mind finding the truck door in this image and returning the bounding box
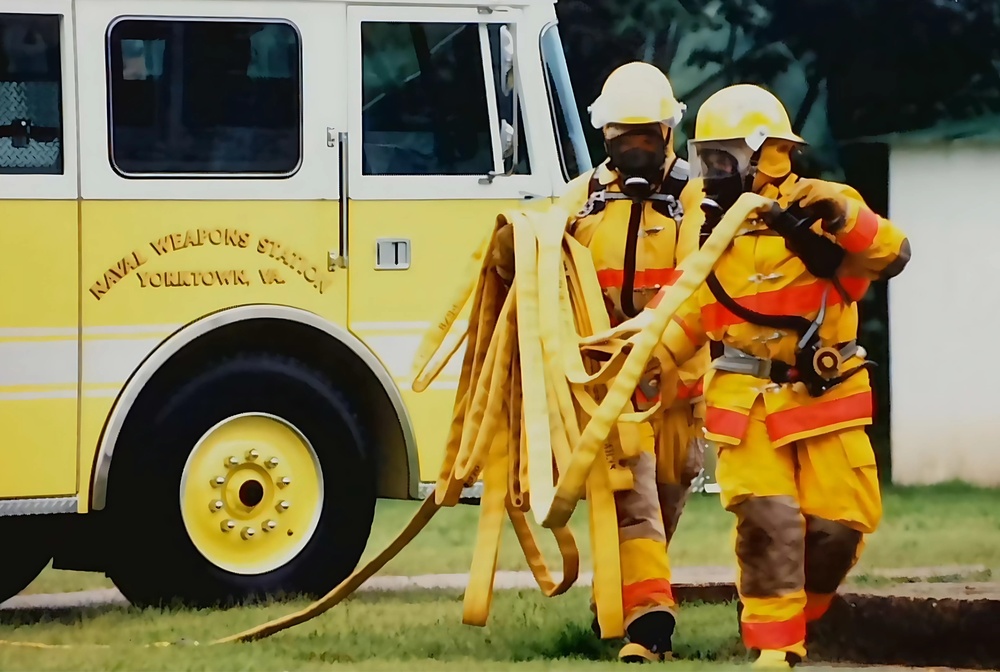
[344,4,552,480]
[0,2,80,502]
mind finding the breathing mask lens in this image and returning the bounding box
[691,141,755,211]
[607,127,667,184]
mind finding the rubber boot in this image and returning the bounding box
[618,610,675,663]
[738,603,802,668]
[751,649,802,669]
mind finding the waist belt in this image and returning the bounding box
[712,340,859,379]
[711,339,873,397]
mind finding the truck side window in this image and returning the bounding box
[0,13,63,175]
[360,22,492,176]
[106,19,302,177]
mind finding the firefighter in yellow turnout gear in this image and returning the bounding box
[588,84,911,668]
[493,61,703,662]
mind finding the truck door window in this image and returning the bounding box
[106,18,302,177]
[0,13,63,175]
[361,21,493,176]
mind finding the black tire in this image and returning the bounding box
[104,352,376,608]
[0,515,56,603]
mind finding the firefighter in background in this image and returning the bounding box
[620,83,911,668]
[492,61,702,663]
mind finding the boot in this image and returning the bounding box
[751,649,802,669]
[618,610,675,663]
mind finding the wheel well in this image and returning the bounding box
[99,315,415,505]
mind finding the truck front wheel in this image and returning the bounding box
[105,352,376,608]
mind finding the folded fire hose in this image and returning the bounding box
[0,192,770,650]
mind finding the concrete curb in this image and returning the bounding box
[1,564,989,611]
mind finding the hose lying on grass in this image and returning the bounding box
[0,192,770,650]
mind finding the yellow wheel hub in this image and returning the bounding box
[179,413,324,575]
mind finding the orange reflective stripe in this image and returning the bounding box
[705,406,749,442]
[598,267,681,290]
[622,578,675,615]
[840,207,878,253]
[742,614,806,650]
[701,280,842,332]
[765,391,872,443]
[804,592,834,622]
[674,378,704,400]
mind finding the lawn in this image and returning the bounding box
[3,482,998,670]
[24,481,1000,595]
[0,588,904,671]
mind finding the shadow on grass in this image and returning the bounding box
[0,604,133,628]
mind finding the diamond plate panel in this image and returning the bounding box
[0,81,62,173]
[0,496,77,516]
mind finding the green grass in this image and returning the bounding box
[6,482,998,670]
[22,481,1000,597]
[0,588,889,671]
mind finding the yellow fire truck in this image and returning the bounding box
[0,0,593,607]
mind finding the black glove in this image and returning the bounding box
[698,198,725,249]
[761,202,845,278]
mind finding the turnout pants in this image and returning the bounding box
[716,398,882,658]
[594,399,704,632]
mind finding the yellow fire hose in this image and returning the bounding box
[0,192,770,650]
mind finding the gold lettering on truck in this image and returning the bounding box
[137,270,251,288]
[89,230,335,300]
[89,249,149,299]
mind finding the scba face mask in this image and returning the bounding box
[690,140,756,211]
[606,125,668,189]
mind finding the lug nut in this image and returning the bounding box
[225,456,239,468]
[241,526,256,540]
[278,476,291,488]
[211,476,225,487]
[277,500,290,512]
[209,500,224,512]
[264,519,278,532]
[246,449,259,460]
[220,519,236,532]
[266,457,279,469]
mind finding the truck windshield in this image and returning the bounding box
[540,23,592,182]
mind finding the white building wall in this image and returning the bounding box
[888,143,1000,485]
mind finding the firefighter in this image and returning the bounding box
[610,83,911,668]
[492,61,699,663]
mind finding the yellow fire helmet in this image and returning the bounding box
[693,83,805,152]
[588,61,686,132]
